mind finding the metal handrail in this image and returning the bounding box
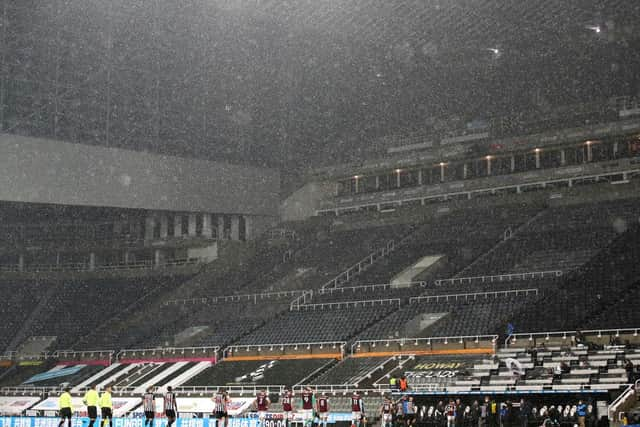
[294,298,401,311]
[608,379,639,421]
[352,335,499,354]
[317,281,426,294]
[319,166,640,214]
[0,258,200,273]
[435,271,563,286]
[117,346,220,360]
[224,341,345,358]
[54,349,114,360]
[506,327,640,347]
[321,240,396,289]
[410,288,538,304]
[165,290,307,306]
[290,290,314,310]
[293,385,385,395]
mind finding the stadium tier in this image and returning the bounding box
[3,0,640,423]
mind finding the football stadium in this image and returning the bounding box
[0,1,639,427]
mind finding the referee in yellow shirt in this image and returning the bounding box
[58,387,73,427]
[100,385,113,427]
[83,384,99,427]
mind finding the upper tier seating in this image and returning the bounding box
[463,199,639,276]
[236,303,399,345]
[509,222,640,332]
[358,291,539,340]
[0,281,46,351]
[348,204,540,286]
[39,276,187,350]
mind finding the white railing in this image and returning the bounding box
[0,384,288,396]
[117,346,219,360]
[293,385,385,395]
[608,379,639,421]
[350,356,397,387]
[317,281,426,295]
[173,385,286,395]
[164,290,307,307]
[54,349,114,361]
[0,386,62,395]
[371,355,415,387]
[319,166,640,214]
[321,240,396,289]
[0,259,200,273]
[223,341,345,358]
[374,382,444,392]
[293,298,401,311]
[352,335,499,354]
[506,327,640,347]
[266,228,297,240]
[290,290,314,310]
[409,288,538,304]
[435,271,563,286]
[0,351,51,361]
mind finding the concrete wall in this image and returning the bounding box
[280,181,335,221]
[0,133,280,216]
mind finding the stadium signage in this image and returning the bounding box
[0,416,352,427]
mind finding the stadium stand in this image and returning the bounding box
[186,359,333,387]
[236,302,399,345]
[460,198,639,276]
[357,290,539,340]
[0,282,46,352]
[509,221,640,332]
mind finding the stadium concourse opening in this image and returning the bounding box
[1,0,640,426]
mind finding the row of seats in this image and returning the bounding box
[357,293,539,340]
[463,199,639,276]
[236,304,398,345]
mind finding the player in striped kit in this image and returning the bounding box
[254,389,270,427]
[281,388,294,427]
[212,388,229,427]
[350,391,365,427]
[142,386,156,427]
[316,393,330,427]
[164,386,178,427]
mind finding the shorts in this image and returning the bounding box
[258,411,267,420]
[301,409,314,421]
[145,411,155,420]
[214,411,228,419]
[352,411,362,421]
[60,408,72,418]
[283,411,293,420]
[165,410,176,418]
[382,414,392,423]
[318,412,329,421]
[101,408,113,419]
[87,406,97,419]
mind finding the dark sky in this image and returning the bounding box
[1,0,639,169]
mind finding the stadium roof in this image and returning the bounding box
[2,0,639,168]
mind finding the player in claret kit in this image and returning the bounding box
[255,389,271,427]
[316,392,330,427]
[281,388,295,427]
[213,388,230,427]
[300,387,315,427]
[350,391,365,427]
[379,396,394,427]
